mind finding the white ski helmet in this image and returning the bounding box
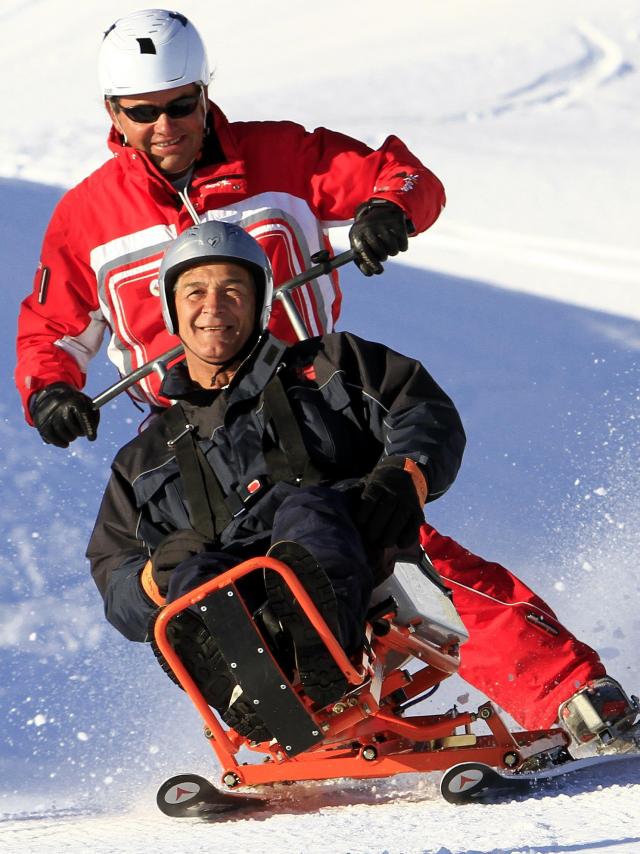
[159,221,274,335]
[99,9,210,98]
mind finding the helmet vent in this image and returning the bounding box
[136,38,157,55]
[169,12,188,27]
[99,10,209,96]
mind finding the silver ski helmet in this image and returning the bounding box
[99,9,210,98]
[159,220,274,335]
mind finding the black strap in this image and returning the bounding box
[261,371,322,485]
[164,404,231,540]
[163,372,320,539]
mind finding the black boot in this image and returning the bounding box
[151,609,272,743]
[266,541,349,708]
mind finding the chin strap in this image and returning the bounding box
[204,331,263,386]
[200,84,209,133]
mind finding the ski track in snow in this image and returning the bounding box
[427,221,640,283]
[446,19,633,122]
[402,217,640,322]
[1,777,640,854]
[500,20,632,108]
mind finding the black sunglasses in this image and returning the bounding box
[117,93,201,124]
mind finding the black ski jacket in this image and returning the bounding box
[87,331,465,641]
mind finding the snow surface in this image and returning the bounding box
[1,1,639,852]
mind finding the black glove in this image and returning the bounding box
[355,457,425,549]
[30,382,100,448]
[349,199,410,277]
[151,529,215,596]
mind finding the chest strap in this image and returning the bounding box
[164,403,231,541]
[261,370,322,486]
[163,371,321,539]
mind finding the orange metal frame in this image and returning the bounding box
[154,556,568,789]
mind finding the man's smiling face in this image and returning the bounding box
[106,83,205,177]
[174,261,256,386]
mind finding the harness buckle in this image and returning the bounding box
[226,475,272,517]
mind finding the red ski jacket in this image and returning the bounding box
[16,102,445,420]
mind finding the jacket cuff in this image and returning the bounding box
[140,560,166,606]
[403,458,428,505]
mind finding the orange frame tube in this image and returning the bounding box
[153,556,365,771]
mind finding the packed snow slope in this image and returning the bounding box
[1,1,639,852]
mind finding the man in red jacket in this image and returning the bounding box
[16,9,442,439]
[15,9,638,754]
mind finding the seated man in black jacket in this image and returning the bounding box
[87,220,466,740]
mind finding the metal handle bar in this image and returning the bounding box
[91,344,185,410]
[91,248,355,410]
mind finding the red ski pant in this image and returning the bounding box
[420,524,605,729]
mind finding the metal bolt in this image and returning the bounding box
[504,752,519,767]
[362,746,377,761]
[311,730,319,736]
[223,772,239,788]
[227,590,234,597]
[257,647,264,654]
[333,702,346,714]
[200,605,207,612]
[230,662,237,669]
[253,699,260,705]
[280,684,287,690]
[285,745,292,751]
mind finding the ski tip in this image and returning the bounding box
[157,774,219,817]
[157,773,266,819]
[440,762,500,805]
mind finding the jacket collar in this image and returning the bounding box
[160,332,289,406]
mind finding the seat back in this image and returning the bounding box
[370,556,468,670]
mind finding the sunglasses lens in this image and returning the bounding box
[120,95,200,123]
[165,96,200,118]
[122,104,161,122]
